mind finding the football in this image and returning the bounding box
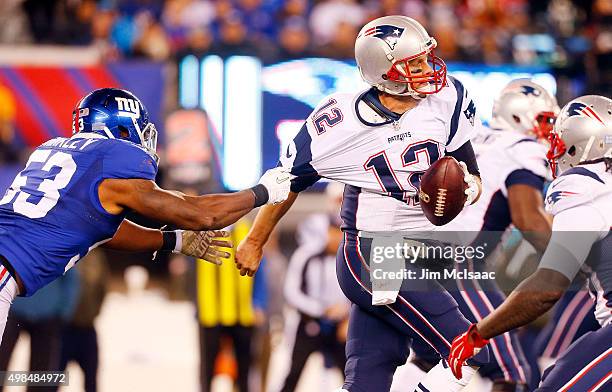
[419,157,467,226]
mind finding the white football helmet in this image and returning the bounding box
[354,15,446,98]
[547,95,612,176]
[490,79,560,139]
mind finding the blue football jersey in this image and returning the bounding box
[0,133,157,296]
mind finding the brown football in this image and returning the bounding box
[419,156,467,226]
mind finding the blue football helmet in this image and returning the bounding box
[72,88,158,162]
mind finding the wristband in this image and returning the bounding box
[250,184,269,208]
[161,230,182,253]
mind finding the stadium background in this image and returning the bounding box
[0,0,609,391]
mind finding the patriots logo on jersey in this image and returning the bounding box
[520,85,541,97]
[463,100,476,126]
[547,190,578,205]
[363,25,404,50]
[566,102,605,124]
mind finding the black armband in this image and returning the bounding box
[161,230,178,252]
[250,184,269,208]
[446,141,480,176]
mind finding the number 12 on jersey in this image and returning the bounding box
[364,139,441,205]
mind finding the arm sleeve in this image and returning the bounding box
[283,246,326,318]
[446,141,480,176]
[279,123,321,192]
[505,169,545,191]
[506,139,551,181]
[446,77,481,152]
[538,204,608,280]
[103,142,158,180]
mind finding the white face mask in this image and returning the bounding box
[133,117,159,164]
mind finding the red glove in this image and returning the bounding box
[448,324,489,379]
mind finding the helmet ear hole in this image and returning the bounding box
[567,145,576,156]
[118,125,130,139]
[512,115,521,124]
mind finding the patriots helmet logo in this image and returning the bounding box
[566,102,605,124]
[363,25,405,50]
[547,190,578,205]
[520,85,541,97]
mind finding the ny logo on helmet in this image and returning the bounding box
[566,102,605,124]
[363,25,405,50]
[115,97,141,118]
[520,86,540,97]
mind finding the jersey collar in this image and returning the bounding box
[355,88,401,127]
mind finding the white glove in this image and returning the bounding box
[458,161,479,206]
[258,167,293,205]
[180,230,232,265]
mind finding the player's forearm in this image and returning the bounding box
[519,213,552,253]
[208,206,254,229]
[477,290,559,339]
[246,192,298,246]
[509,184,552,253]
[476,272,564,339]
[104,220,163,252]
[191,190,259,229]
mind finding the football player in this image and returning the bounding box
[236,15,490,392]
[0,88,292,345]
[402,79,559,391]
[448,95,612,391]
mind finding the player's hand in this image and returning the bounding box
[180,230,232,265]
[448,323,489,379]
[458,161,480,206]
[235,237,263,276]
[258,167,293,204]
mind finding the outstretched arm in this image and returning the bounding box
[98,167,291,230]
[104,220,232,265]
[235,192,299,276]
[104,219,164,252]
[448,267,568,380]
[476,268,567,339]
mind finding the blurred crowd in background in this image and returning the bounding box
[0,0,609,75]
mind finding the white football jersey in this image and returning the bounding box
[545,161,612,327]
[445,125,551,238]
[280,76,480,233]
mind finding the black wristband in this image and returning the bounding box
[161,230,177,252]
[250,184,269,208]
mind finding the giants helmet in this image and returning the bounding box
[491,79,559,139]
[355,15,446,98]
[547,95,612,176]
[72,88,158,162]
